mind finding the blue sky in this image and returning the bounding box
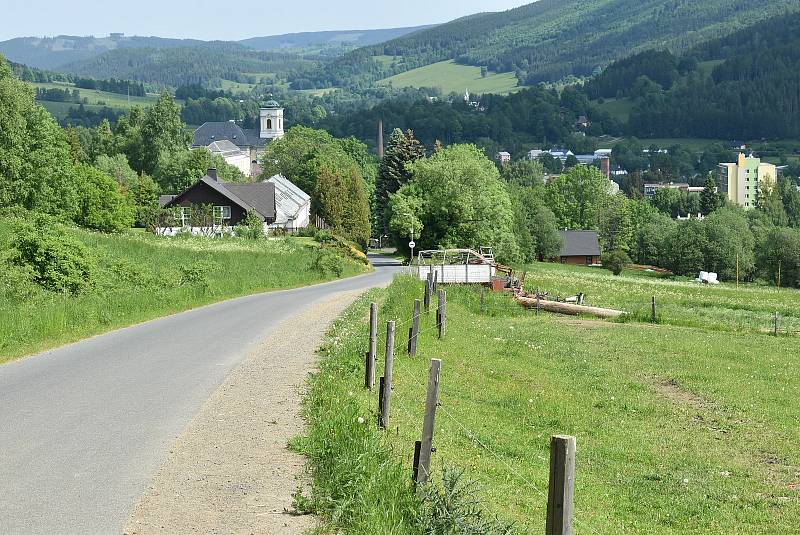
[1,0,532,41]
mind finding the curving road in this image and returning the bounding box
[0,254,401,534]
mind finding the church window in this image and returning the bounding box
[267,119,272,130]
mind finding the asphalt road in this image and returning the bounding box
[0,254,402,534]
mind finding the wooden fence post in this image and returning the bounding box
[480,287,486,315]
[424,272,432,313]
[379,321,395,428]
[408,299,421,356]
[366,302,377,389]
[437,290,446,339]
[415,358,441,489]
[651,296,657,324]
[546,435,576,535]
[433,270,439,293]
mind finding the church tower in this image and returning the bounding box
[259,97,284,140]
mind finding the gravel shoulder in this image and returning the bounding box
[123,289,364,535]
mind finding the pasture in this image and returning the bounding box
[300,268,800,533]
[379,60,522,96]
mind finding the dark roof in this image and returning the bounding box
[164,174,276,221]
[158,194,176,208]
[559,230,601,257]
[192,122,268,149]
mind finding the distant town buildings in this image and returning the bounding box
[495,151,511,164]
[644,182,705,197]
[717,153,777,209]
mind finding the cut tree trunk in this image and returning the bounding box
[516,296,623,319]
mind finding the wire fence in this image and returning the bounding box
[360,283,607,535]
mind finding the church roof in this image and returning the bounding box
[263,99,281,109]
[192,122,268,150]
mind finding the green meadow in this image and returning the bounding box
[379,60,522,95]
[299,269,800,534]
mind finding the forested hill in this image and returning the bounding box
[57,43,314,88]
[239,26,434,52]
[593,11,800,139]
[0,35,210,70]
[291,0,800,89]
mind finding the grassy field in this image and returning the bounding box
[593,97,635,123]
[29,81,158,108]
[0,220,368,363]
[299,268,800,533]
[379,60,521,95]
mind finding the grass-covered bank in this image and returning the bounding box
[299,275,800,534]
[0,217,369,363]
[519,261,800,333]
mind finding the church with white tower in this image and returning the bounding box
[259,98,284,140]
[191,97,285,177]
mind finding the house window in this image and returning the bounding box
[586,256,593,265]
[560,257,567,264]
[213,205,232,226]
[179,207,191,226]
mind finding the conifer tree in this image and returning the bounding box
[375,128,424,234]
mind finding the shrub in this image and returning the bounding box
[601,249,631,276]
[310,247,345,277]
[236,210,266,240]
[10,217,95,295]
[178,260,216,291]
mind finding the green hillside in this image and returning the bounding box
[294,0,800,89]
[378,60,520,95]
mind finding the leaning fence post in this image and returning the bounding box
[651,296,657,324]
[379,321,395,428]
[437,290,446,339]
[415,358,441,490]
[366,302,377,389]
[546,435,576,535]
[408,299,421,356]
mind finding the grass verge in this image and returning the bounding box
[299,274,800,534]
[0,220,368,363]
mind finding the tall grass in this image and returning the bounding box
[0,223,367,363]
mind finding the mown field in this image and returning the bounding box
[379,60,521,96]
[299,267,800,534]
[28,81,158,108]
[0,220,367,363]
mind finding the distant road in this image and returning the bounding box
[0,254,401,534]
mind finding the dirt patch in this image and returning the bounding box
[123,290,363,535]
[652,378,711,412]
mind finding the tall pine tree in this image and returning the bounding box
[375,128,424,235]
[700,174,721,215]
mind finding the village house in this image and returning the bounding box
[265,174,311,231]
[192,99,285,178]
[159,168,276,234]
[495,151,511,164]
[206,140,251,176]
[555,230,601,266]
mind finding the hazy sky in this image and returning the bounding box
[1,0,532,41]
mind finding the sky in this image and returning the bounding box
[1,0,532,41]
